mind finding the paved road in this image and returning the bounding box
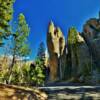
[38,86,100,100]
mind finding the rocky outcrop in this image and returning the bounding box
[67,27,91,81]
[47,24,94,82]
[83,18,100,67]
[47,21,65,81]
[47,13,100,83]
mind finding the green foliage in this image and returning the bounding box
[28,42,46,86]
[9,63,30,85]
[0,70,8,83]
[0,14,31,85]
[7,13,31,84]
[37,42,46,63]
[68,27,78,44]
[0,0,15,41]
[0,62,30,85]
[29,59,45,86]
[68,27,79,76]
[12,13,30,57]
[0,59,45,86]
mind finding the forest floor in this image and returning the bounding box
[0,83,47,100]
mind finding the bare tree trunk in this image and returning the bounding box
[8,55,15,84]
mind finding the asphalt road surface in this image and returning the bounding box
[39,86,100,100]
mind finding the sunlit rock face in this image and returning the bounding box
[47,21,65,81]
[67,28,91,80]
[83,18,100,67]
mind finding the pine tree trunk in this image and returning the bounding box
[8,55,15,84]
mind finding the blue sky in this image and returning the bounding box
[13,0,100,59]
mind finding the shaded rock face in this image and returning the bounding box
[47,21,65,81]
[67,28,91,80]
[59,47,68,80]
[83,18,100,67]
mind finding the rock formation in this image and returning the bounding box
[67,27,91,81]
[47,21,65,81]
[47,13,100,83]
[83,18,100,68]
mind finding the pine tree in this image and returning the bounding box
[8,14,30,84]
[30,42,46,86]
[11,13,30,68]
[68,27,77,45]
[37,42,46,65]
[0,0,15,44]
[67,27,79,79]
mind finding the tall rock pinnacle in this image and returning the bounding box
[47,21,65,81]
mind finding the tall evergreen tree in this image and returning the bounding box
[0,0,15,43]
[37,42,46,65]
[67,27,79,78]
[30,42,46,86]
[8,14,30,84]
[10,13,30,68]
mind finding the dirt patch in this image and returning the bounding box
[0,83,48,100]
